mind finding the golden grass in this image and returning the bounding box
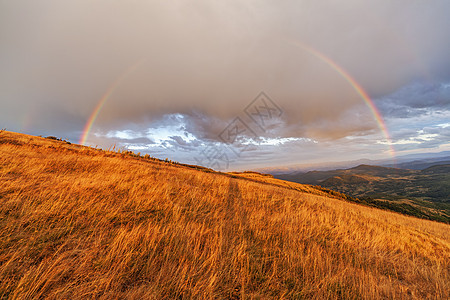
[0,131,449,299]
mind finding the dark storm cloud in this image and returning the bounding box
[167,136,202,150]
[376,81,450,119]
[2,0,450,142]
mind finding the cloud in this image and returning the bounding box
[376,81,450,118]
[1,0,450,169]
[2,1,450,129]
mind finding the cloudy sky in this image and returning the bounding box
[1,0,450,171]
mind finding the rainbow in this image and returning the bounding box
[19,112,33,133]
[80,46,396,159]
[79,59,145,145]
[288,41,396,158]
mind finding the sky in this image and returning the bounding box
[1,0,450,171]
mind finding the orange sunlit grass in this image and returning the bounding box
[0,131,449,299]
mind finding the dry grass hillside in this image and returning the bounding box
[0,131,449,299]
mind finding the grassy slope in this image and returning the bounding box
[0,131,449,299]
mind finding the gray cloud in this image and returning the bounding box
[376,81,450,118]
[1,0,450,169]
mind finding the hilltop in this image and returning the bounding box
[0,131,449,299]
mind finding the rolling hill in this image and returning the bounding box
[276,164,450,223]
[1,131,449,299]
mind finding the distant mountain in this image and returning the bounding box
[348,164,414,175]
[276,164,415,185]
[254,159,378,174]
[275,163,450,223]
[390,150,450,161]
[383,158,450,170]
[257,151,450,174]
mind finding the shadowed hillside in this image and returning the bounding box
[1,131,449,299]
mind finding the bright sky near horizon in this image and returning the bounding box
[1,0,450,170]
